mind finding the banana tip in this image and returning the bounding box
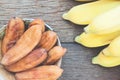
[92,57,99,64]
[62,13,68,20]
[74,36,80,43]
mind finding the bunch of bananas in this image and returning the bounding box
[62,0,120,67]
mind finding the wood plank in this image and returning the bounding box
[0,0,120,80]
[60,43,120,80]
[0,0,88,42]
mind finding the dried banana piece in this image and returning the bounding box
[6,48,47,72]
[1,25,42,65]
[38,31,57,51]
[15,65,63,80]
[44,46,67,65]
[2,17,25,55]
[29,19,45,32]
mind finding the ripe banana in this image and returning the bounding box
[92,35,120,67]
[75,30,120,47]
[92,51,120,67]
[76,0,116,1]
[102,36,120,57]
[85,6,120,34]
[63,1,120,25]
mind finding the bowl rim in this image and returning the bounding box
[44,23,62,67]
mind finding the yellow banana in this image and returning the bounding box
[92,51,120,67]
[85,6,120,34]
[75,30,120,47]
[63,1,120,25]
[92,35,120,67]
[100,0,119,1]
[76,0,116,1]
[102,36,120,57]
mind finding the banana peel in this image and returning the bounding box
[76,0,116,1]
[92,51,120,67]
[75,30,120,47]
[63,1,120,25]
[102,36,120,57]
[92,35,120,67]
[85,6,120,34]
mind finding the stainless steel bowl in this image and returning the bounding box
[0,18,62,67]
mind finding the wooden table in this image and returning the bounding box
[0,0,120,80]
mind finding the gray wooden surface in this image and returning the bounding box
[0,0,120,80]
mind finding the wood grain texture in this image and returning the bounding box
[60,43,120,80]
[0,0,85,42]
[0,0,120,80]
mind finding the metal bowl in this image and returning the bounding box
[0,18,62,67]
